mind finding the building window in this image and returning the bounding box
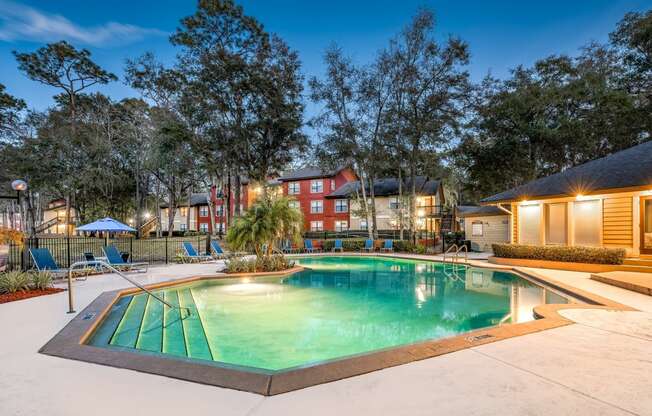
[331,179,336,191]
[288,200,300,210]
[335,199,348,213]
[545,203,567,245]
[199,206,209,217]
[335,220,348,232]
[389,197,400,210]
[200,223,209,233]
[215,205,224,216]
[519,204,541,245]
[310,221,324,231]
[180,223,187,231]
[288,182,300,195]
[472,221,483,236]
[573,200,601,246]
[360,219,368,230]
[310,200,323,213]
[179,207,188,217]
[310,180,323,193]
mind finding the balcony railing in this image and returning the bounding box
[415,205,447,218]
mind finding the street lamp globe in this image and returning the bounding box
[11,179,27,192]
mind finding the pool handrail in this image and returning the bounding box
[66,260,190,317]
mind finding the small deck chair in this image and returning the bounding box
[333,239,344,252]
[182,242,212,263]
[304,239,321,253]
[103,245,149,272]
[279,239,293,254]
[361,239,374,252]
[29,248,70,278]
[380,239,394,252]
[210,240,227,258]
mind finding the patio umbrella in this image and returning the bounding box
[76,217,136,233]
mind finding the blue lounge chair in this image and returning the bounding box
[182,242,212,263]
[29,248,70,277]
[333,239,344,252]
[361,239,374,252]
[381,239,394,252]
[103,245,148,272]
[281,239,294,254]
[304,239,321,253]
[210,240,226,258]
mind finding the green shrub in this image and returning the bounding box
[0,271,31,294]
[491,243,625,265]
[224,255,294,273]
[31,272,53,290]
[320,239,426,254]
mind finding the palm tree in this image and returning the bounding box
[226,194,303,258]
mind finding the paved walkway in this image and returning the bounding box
[1,257,651,416]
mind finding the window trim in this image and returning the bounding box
[310,179,323,194]
[288,181,300,195]
[310,220,324,231]
[199,206,209,217]
[335,199,348,213]
[310,200,324,214]
[471,221,483,237]
[335,220,348,232]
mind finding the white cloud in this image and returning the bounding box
[0,1,166,46]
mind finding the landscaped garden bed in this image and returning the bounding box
[0,270,62,304]
[0,287,64,304]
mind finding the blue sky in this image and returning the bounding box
[1,0,651,136]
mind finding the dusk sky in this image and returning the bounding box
[1,0,651,137]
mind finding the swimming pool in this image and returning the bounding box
[87,256,570,372]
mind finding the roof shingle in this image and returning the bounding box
[481,141,652,204]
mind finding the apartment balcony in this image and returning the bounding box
[416,205,447,218]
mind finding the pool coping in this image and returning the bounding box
[39,255,635,396]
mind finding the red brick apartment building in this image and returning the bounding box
[278,167,357,232]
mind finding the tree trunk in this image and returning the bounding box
[234,175,242,217]
[25,190,37,237]
[186,187,192,232]
[167,179,176,235]
[369,176,378,239]
[356,167,373,240]
[225,174,232,228]
[398,166,404,240]
[65,194,72,237]
[207,181,217,236]
[410,144,418,243]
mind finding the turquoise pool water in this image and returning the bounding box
[89,256,569,371]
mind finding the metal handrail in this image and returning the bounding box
[454,245,468,264]
[442,244,459,264]
[66,260,190,317]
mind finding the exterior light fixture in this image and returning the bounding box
[11,179,27,192]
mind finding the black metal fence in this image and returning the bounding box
[6,235,211,271]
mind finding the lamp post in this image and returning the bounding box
[1,180,27,229]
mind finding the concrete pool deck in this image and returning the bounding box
[1,255,651,415]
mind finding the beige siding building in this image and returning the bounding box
[481,141,652,258]
[327,176,446,232]
[457,206,510,252]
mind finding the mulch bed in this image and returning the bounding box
[0,288,65,304]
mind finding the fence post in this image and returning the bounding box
[206,234,211,256]
[165,234,169,264]
[129,238,133,262]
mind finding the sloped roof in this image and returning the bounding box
[456,205,508,218]
[482,141,652,204]
[160,193,208,208]
[327,176,441,199]
[278,165,348,181]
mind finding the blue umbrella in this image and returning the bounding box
[76,217,136,233]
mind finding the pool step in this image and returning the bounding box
[100,287,212,362]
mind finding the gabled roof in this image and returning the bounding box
[160,193,208,208]
[326,176,441,199]
[481,141,652,204]
[456,205,508,218]
[278,165,348,182]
